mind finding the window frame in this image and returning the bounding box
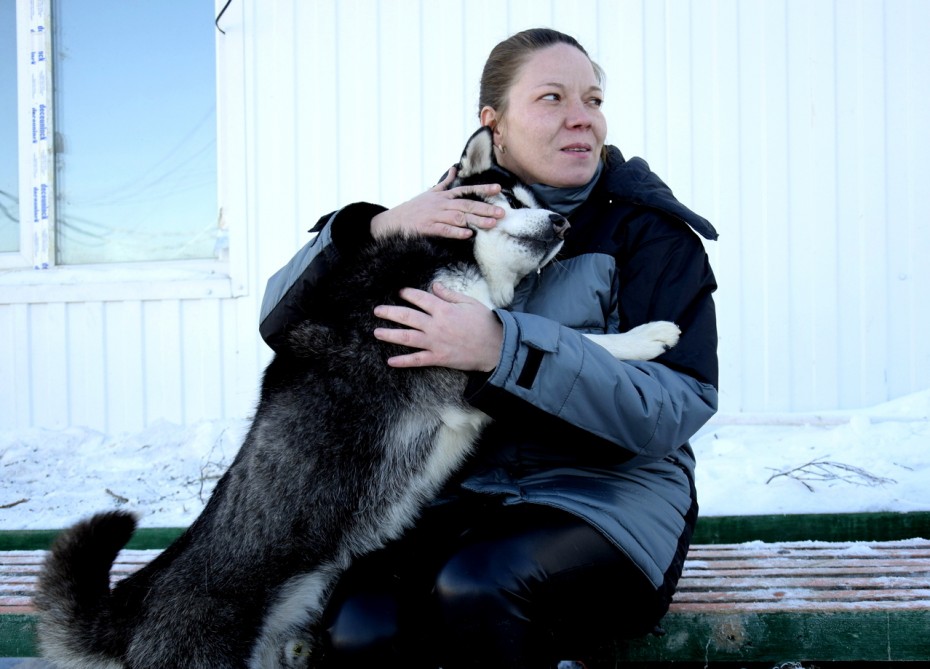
[0,0,244,304]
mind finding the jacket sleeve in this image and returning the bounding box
[465,215,719,464]
[259,203,386,351]
[468,312,717,463]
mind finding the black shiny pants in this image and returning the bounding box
[317,502,674,669]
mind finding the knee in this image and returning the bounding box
[435,545,520,611]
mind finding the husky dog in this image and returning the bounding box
[35,127,679,669]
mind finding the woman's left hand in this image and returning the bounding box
[373,282,503,371]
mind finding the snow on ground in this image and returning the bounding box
[2,389,929,530]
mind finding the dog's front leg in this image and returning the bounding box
[585,321,680,361]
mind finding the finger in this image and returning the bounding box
[373,303,431,328]
[430,281,471,304]
[449,182,502,200]
[446,193,505,227]
[463,201,505,228]
[432,166,457,192]
[437,225,476,239]
[372,326,426,349]
[385,350,435,368]
[456,196,504,216]
[394,287,443,312]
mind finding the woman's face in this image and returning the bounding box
[483,43,607,188]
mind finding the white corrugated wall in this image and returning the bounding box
[1,0,927,435]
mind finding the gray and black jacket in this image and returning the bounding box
[259,145,719,593]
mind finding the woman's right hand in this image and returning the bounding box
[370,166,506,239]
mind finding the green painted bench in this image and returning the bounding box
[3,512,930,665]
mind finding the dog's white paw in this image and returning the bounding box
[626,321,681,355]
[587,321,680,361]
[282,639,312,668]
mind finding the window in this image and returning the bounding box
[4,0,218,267]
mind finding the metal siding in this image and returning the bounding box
[67,302,108,429]
[102,301,145,434]
[180,299,225,423]
[378,2,425,208]
[29,303,68,429]
[142,300,184,425]
[698,0,743,412]
[0,305,23,428]
[3,0,929,437]
[885,0,930,396]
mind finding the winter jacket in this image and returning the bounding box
[259,145,719,591]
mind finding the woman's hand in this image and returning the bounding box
[373,282,503,371]
[370,166,506,239]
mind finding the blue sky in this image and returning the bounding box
[1,1,17,252]
[2,2,217,263]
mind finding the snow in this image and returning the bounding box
[1,390,929,531]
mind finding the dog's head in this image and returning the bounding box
[451,127,569,306]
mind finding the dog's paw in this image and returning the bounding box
[624,321,681,359]
[585,321,680,361]
[282,639,312,668]
[627,321,681,356]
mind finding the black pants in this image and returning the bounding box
[317,501,673,669]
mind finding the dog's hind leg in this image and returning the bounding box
[249,564,341,669]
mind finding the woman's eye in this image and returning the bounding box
[588,97,604,108]
[541,93,560,101]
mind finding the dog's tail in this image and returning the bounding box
[35,510,136,668]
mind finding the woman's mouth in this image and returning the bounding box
[562,144,591,154]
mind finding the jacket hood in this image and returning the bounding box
[603,146,718,241]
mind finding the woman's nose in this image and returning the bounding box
[565,98,594,128]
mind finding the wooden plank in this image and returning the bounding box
[682,576,930,589]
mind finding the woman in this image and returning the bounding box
[259,28,718,669]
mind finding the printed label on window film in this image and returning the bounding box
[29,0,52,269]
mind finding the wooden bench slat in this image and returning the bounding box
[679,575,930,589]
[682,564,930,580]
[670,598,930,612]
[674,588,930,603]
[0,598,32,608]
[689,540,930,549]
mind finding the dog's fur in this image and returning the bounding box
[35,127,679,668]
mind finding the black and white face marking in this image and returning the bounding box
[473,185,568,291]
[451,126,570,306]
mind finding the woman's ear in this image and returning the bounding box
[479,106,499,131]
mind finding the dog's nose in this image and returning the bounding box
[549,213,570,240]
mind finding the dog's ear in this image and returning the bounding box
[456,127,495,178]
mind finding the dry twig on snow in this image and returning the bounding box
[765,457,896,492]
